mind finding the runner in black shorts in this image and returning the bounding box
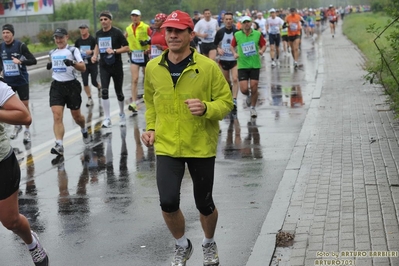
[219,60,237,71]
[0,24,37,143]
[75,24,101,107]
[214,12,239,114]
[0,80,49,265]
[194,9,219,60]
[47,27,91,156]
[200,42,217,56]
[237,68,260,81]
[50,79,82,110]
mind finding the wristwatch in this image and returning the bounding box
[113,49,117,54]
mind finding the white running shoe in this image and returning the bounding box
[271,61,276,67]
[250,108,258,118]
[203,242,219,266]
[50,143,64,156]
[171,239,193,266]
[86,98,94,107]
[102,118,112,128]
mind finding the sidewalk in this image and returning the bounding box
[247,22,399,266]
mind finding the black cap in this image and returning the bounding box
[79,24,89,29]
[194,11,199,15]
[53,28,68,37]
[2,24,14,35]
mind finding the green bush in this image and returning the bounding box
[68,29,81,43]
[37,30,54,46]
[21,36,31,46]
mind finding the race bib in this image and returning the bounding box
[270,25,280,34]
[241,41,256,57]
[222,43,233,57]
[150,45,162,59]
[3,60,19,76]
[204,29,214,41]
[52,55,67,73]
[80,45,90,58]
[289,23,298,31]
[98,37,112,53]
[131,50,144,63]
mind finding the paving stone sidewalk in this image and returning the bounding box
[270,22,399,266]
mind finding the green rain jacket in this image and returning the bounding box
[144,48,233,158]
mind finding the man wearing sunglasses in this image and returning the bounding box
[141,10,233,266]
[91,11,130,128]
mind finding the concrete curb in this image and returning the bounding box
[246,33,325,266]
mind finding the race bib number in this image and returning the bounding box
[204,29,214,41]
[241,41,256,57]
[80,45,90,58]
[98,37,112,53]
[150,45,162,59]
[270,25,280,34]
[52,55,67,73]
[289,23,298,31]
[131,50,144,63]
[3,60,19,76]
[222,43,233,57]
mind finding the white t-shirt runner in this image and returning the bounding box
[194,18,219,43]
[266,16,284,35]
[50,45,83,82]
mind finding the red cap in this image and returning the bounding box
[161,10,194,30]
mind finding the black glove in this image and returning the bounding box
[139,40,150,46]
[63,59,75,66]
[46,62,52,70]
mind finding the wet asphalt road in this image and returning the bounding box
[0,33,320,266]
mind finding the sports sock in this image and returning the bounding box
[176,235,188,248]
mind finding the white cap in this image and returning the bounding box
[131,9,141,16]
[240,16,252,23]
[257,12,263,16]
[269,8,276,13]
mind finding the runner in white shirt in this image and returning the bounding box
[194,8,219,60]
[266,8,285,67]
[254,12,267,38]
[46,28,90,156]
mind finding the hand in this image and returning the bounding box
[46,62,52,70]
[63,59,75,66]
[141,131,155,147]
[184,99,206,116]
[11,56,21,65]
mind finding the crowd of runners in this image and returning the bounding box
[0,4,357,266]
